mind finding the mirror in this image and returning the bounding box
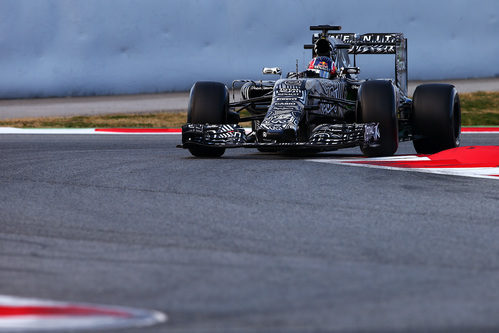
[342,67,360,75]
[262,67,282,75]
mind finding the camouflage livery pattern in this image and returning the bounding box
[257,79,306,134]
[258,78,347,134]
[182,124,246,145]
[306,79,347,117]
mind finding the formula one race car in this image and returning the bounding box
[179,25,461,157]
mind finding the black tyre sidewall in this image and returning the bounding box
[187,81,229,157]
[188,81,228,124]
[358,80,398,157]
[187,145,225,158]
[412,84,461,154]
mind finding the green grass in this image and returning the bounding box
[0,112,188,129]
[0,91,497,128]
[459,91,499,126]
[461,112,498,126]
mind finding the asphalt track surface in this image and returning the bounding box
[1,133,498,333]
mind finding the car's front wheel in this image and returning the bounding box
[187,81,229,157]
[358,80,398,157]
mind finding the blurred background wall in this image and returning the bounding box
[0,0,497,98]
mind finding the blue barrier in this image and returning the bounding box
[0,0,497,98]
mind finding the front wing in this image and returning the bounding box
[179,123,380,150]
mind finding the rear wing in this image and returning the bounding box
[305,31,408,95]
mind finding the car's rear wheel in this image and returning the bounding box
[358,80,398,157]
[412,84,461,154]
[187,81,228,157]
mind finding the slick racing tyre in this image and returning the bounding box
[412,84,461,154]
[358,80,398,157]
[187,81,229,157]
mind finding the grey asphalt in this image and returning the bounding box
[1,77,498,120]
[408,77,499,94]
[1,133,498,333]
[0,92,188,120]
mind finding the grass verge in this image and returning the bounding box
[0,91,497,128]
[0,112,188,129]
[459,91,499,126]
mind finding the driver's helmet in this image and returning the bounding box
[314,38,332,57]
[308,56,336,78]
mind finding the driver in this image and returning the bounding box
[307,38,337,78]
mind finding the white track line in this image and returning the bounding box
[0,127,97,134]
[463,131,499,134]
[308,156,499,180]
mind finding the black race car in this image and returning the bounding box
[179,25,461,157]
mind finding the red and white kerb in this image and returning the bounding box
[0,295,166,331]
[308,146,499,180]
